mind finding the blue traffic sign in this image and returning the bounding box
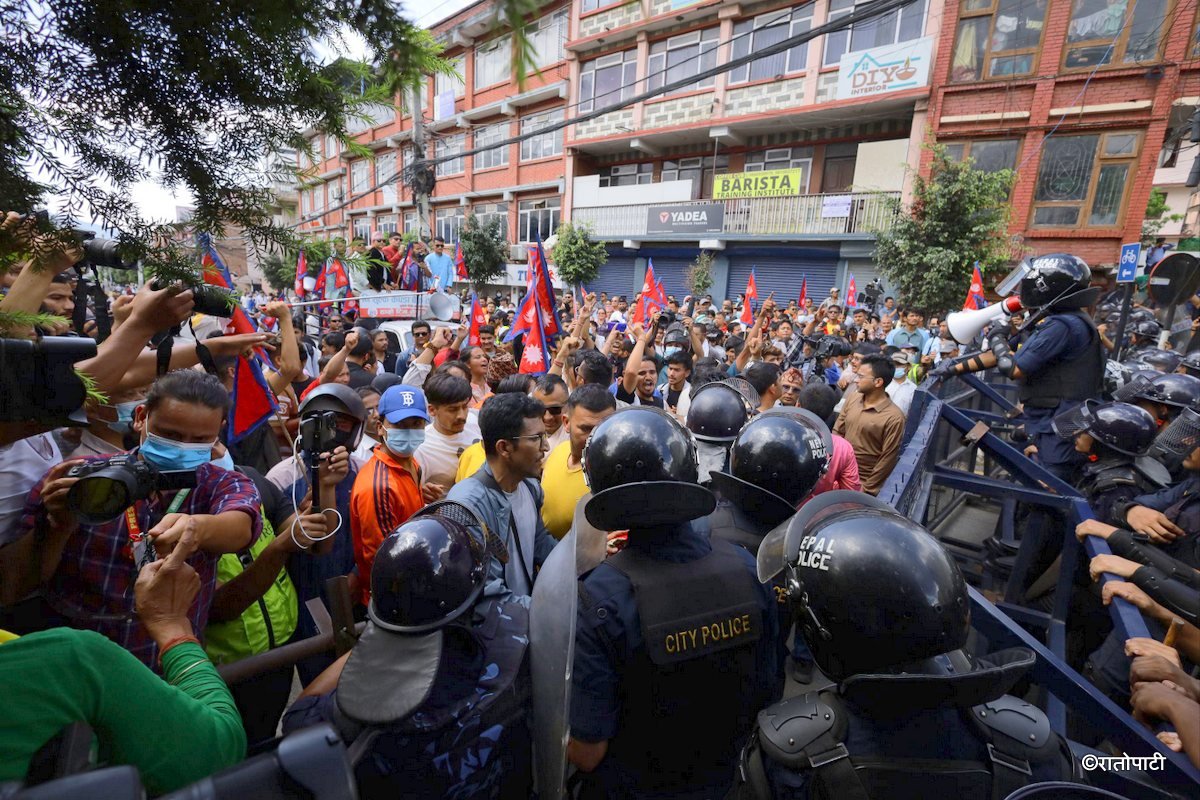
[1117,242,1140,283]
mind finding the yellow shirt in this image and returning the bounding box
[540,441,588,540]
[455,441,487,484]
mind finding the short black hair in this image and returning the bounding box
[356,386,381,400]
[480,393,544,456]
[411,319,431,334]
[424,371,472,406]
[665,351,693,373]
[144,369,231,419]
[743,362,782,397]
[434,360,471,384]
[861,353,893,388]
[566,383,617,415]
[433,236,445,244]
[576,349,613,385]
[798,383,837,424]
[323,332,346,350]
[478,324,495,336]
[534,374,568,397]
[496,374,535,394]
[691,357,727,386]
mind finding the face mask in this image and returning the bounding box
[664,346,681,358]
[141,431,217,471]
[894,367,906,379]
[385,427,425,456]
[105,400,141,434]
[210,450,235,470]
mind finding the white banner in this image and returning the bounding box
[836,37,933,101]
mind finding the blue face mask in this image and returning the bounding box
[894,367,906,379]
[210,450,235,471]
[664,346,681,358]
[141,431,216,471]
[106,400,141,435]
[385,427,425,456]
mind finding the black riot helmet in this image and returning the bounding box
[1181,350,1200,378]
[1102,360,1131,400]
[757,492,970,681]
[1052,400,1158,457]
[1132,320,1163,343]
[1128,308,1156,326]
[1018,253,1096,311]
[583,406,716,530]
[663,323,691,352]
[685,380,753,443]
[1141,373,1200,417]
[709,409,832,528]
[299,383,367,450]
[1140,349,1183,373]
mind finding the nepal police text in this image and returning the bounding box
[796,536,834,571]
[664,613,754,655]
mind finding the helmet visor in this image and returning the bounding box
[1051,401,1096,440]
[1112,373,1155,404]
[1153,407,1200,458]
[995,257,1032,298]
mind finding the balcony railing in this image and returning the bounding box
[571,192,901,239]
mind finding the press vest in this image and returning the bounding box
[600,538,765,792]
[204,514,298,665]
[1018,311,1104,409]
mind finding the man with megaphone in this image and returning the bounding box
[937,254,1104,483]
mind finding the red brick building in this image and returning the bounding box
[927,0,1200,269]
[295,0,572,280]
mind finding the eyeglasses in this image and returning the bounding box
[510,433,548,445]
[543,405,563,417]
[413,330,430,338]
[434,244,444,249]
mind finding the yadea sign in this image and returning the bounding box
[836,37,933,101]
[647,203,725,234]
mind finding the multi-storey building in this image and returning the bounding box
[294,1,572,291]
[563,0,941,301]
[928,0,1200,269]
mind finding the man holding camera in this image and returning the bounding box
[2,370,261,667]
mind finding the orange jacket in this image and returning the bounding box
[348,445,423,606]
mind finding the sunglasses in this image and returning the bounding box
[543,405,563,417]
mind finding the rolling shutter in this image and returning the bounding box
[725,245,839,305]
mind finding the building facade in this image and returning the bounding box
[927,0,1200,269]
[563,0,941,301]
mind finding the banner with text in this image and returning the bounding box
[836,37,933,101]
[712,168,806,200]
[646,203,725,234]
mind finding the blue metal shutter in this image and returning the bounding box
[725,245,839,305]
[590,256,637,299]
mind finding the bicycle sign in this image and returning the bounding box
[1117,243,1140,283]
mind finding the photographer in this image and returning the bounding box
[0,370,261,667]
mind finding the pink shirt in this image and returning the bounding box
[810,434,861,496]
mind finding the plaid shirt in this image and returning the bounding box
[17,455,261,668]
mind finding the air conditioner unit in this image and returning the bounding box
[329,185,344,201]
[510,244,528,261]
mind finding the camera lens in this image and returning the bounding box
[68,471,136,525]
[81,238,133,270]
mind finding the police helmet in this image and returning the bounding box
[1141,373,1200,415]
[1101,360,1130,399]
[583,406,717,530]
[1181,350,1200,378]
[663,323,690,351]
[1140,349,1183,373]
[1051,400,1158,457]
[1128,308,1156,326]
[1018,254,1097,310]
[299,383,367,449]
[709,410,832,528]
[1132,320,1163,341]
[757,492,969,681]
[685,380,753,443]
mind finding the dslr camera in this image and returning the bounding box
[66,454,197,525]
[0,336,97,426]
[150,279,238,318]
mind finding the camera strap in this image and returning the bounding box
[126,489,191,570]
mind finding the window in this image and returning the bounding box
[352,217,371,242]
[647,28,719,93]
[436,55,466,98]
[376,215,399,235]
[579,49,637,113]
[521,109,564,161]
[404,212,418,235]
[581,0,620,11]
[825,0,927,66]
[474,122,510,170]
[313,183,326,212]
[325,134,338,158]
[1064,0,1168,69]
[1032,132,1141,227]
[475,35,512,89]
[403,145,416,172]
[435,133,465,177]
[599,163,653,187]
[951,0,1048,81]
[350,160,371,193]
[530,9,568,69]
[745,147,813,171]
[518,197,561,242]
[944,139,1020,172]
[377,152,397,204]
[729,8,813,84]
[435,207,465,242]
[662,155,730,199]
[301,189,311,216]
[474,201,509,233]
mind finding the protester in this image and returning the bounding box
[531,374,570,452]
[413,371,481,490]
[540,384,617,539]
[834,354,905,495]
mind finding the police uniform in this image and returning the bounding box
[1012,311,1104,480]
[570,519,780,799]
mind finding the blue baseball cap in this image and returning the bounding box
[379,385,430,424]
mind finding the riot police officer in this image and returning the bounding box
[737,492,1080,799]
[568,407,780,799]
[685,379,755,484]
[1180,350,1200,378]
[1122,372,1200,425]
[1051,400,1163,524]
[281,503,532,799]
[942,254,1104,482]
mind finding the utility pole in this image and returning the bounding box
[410,84,433,241]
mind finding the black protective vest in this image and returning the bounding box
[1018,311,1104,408]
[710,504,792,614]
[603,538,765,792]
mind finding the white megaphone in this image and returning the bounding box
[946,296,1023,345]
[426,291,461,322]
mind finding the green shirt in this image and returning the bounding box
[0,628,245,793]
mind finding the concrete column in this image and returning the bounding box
[711,253,731,300]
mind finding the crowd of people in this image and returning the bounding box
[0,208,1197,799]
